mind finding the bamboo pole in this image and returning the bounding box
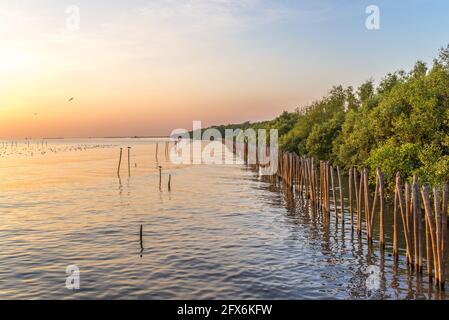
[441,183,448,289]
[311,159,315,209]
[434,187,442,287]
[363,168,371,242]
[140,224,144,256]
[330,165,337,223]
[325,162,330,215]
[405,182,413,266]
[378,169,385,247]
[417,179,423,274]
[412,176,421,272]
[303,159,307,200]
[370,170,379,241]
[397,173,413,266]
[311,159,315,208]
[159,166,162,189]
[337,166,344,226]
[318,160,322,208]
[354,168,361,234]
[299,159,304,197]
[426,214,433,282]
[349,167,354,229]
[314,161,319,211]
[393,183,398,258]
[127,146,131,177]
[422,185,439,283]
[117,147,123,177]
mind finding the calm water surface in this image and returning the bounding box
[0,139,447,299]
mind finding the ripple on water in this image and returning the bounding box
[0,141,448,299]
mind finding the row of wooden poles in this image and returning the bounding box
[271,150,449,289]
[118,138,447,288]
[237,139,448,290]
[117,142,172,191]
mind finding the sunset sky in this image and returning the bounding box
[1,0,449,138]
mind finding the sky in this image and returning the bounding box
[1,0,449,138]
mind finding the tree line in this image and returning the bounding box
[199,46,449,188]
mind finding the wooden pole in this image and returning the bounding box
[405,182,413,266]
[426,215,433,282]
[305,159,310,201]
[378,169,385,247]
[159,166,162,189]
[117,147,123,177]
[314,160,318,210]
[330,165,337,223]
[337,166,344,226]
[441,183,448,289]
[412,176,421,272]
[326,162,330,215]
[434,187,442,287]
[393,182,398,258]
[370,170,379,241]
[363,168,371,242]
[349,167,353,229]
[354,168,361,234]
[140,224,144,255]
[397,173,413,266]
[168,174,171,191]
[422,185,439,284]
[127,146,131,177]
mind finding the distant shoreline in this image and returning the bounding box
[1,136,172,140]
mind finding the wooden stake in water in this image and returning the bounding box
[330,165,337,223]
[168,174,171,192]
[354,168,362,234]
[405,182,413,266]
[325,162,330,215]
[363,168,371,242]
[127,146,131,177]
[422,185,438,282]
[425,212,433,282]
[159,166,162,189]
[370,169,379,242]
[117,148,123,177]
[139,224,144,256]
[393,181,398,259]
[360,169,365,236]
[349,167,353,229]
[412,176,421,272]
[441,183,448,289]
[434,187,442,288]
[337,166,344,226]
[378,169,385,247]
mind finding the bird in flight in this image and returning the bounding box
[68,97,74,102]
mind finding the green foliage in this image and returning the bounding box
[306,112,344,160]
[365,141,420,186]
